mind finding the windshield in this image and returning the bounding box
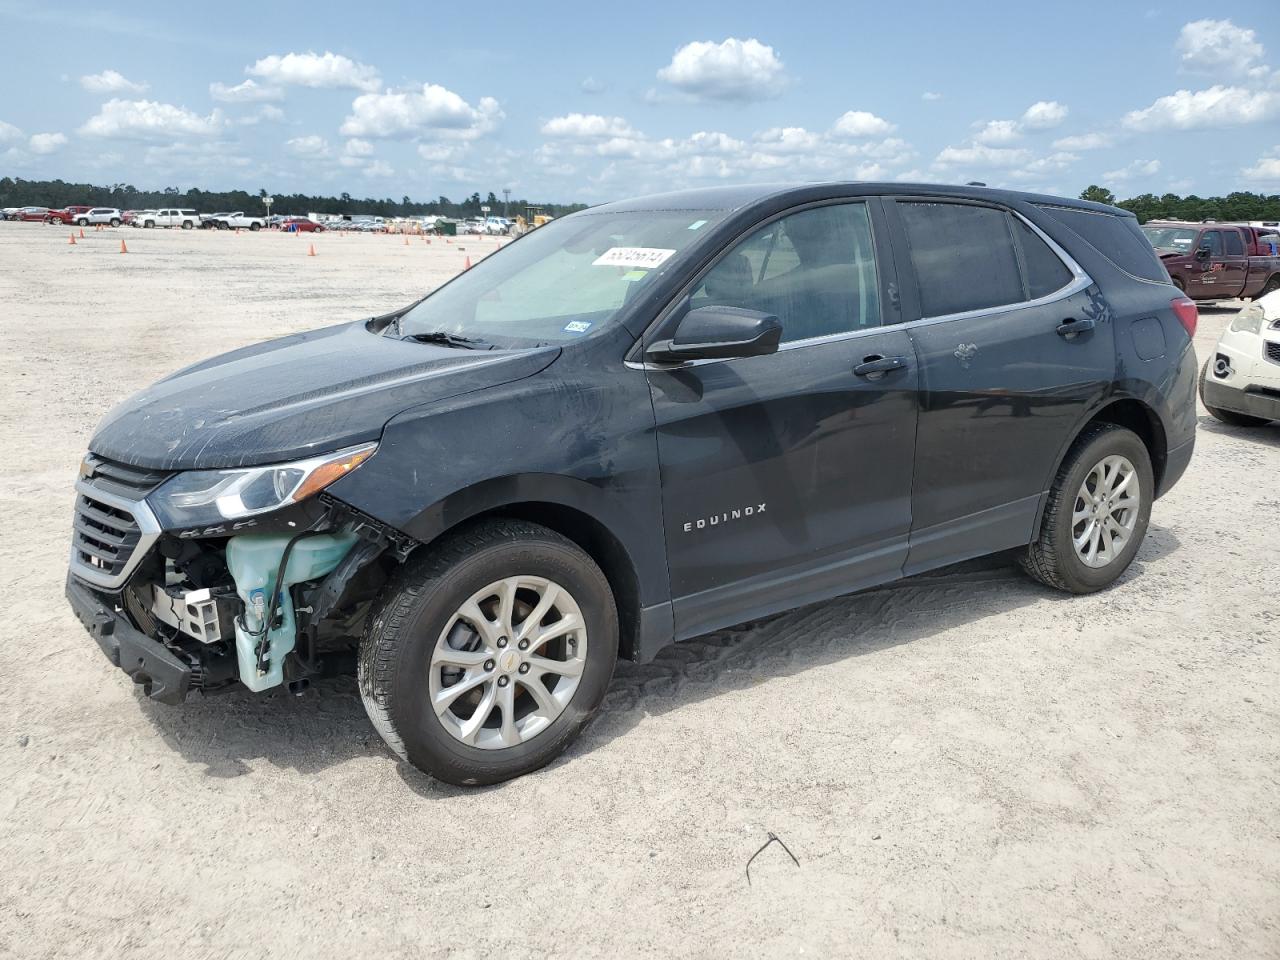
[1141,225,1198,252]
[398,208,728,347]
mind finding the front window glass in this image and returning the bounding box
[399,209,729,347]
[691,203,881,343]
[1201,231,1223,256]
[1140,225,1198,253]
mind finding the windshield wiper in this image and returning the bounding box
[403,330,494,350]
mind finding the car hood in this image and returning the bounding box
[90,321,560,470]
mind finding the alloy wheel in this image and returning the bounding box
[428,576,588,750]
[1072,454,1140,568]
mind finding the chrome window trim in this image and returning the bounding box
[69,477,162,590]
[901,209,1093,331]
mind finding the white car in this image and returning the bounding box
[208,211,266,231]
[138,208,199,229]
[1199,289,1280,426]
[76,207,123,227]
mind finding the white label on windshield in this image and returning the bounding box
[592,247,676,269]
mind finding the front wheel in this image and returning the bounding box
[77,218,88,227]
[181,220,192,230]
[359,520,618,785]
[1020,423,1153,593]
[249,222,260,231]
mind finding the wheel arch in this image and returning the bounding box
[1036,396,1169,527]
[396,477,649,662]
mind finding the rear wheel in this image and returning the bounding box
[249,222,260,231]
[181,220,192,230]
[359,520,618,785]
[109,218,120,227]
[1020,424,1153,593]
[1198,359,1271,426]
[77,218,88,227]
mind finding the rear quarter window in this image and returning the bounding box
[1036,205,1170,283]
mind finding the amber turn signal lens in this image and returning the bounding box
[293,446,375,502]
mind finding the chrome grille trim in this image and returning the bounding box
[69,477,161,589]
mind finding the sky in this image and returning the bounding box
[0,0,1277,205]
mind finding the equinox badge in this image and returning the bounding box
[683,503,767,533]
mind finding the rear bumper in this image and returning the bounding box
[1157,435,1195,498]
[1202,376,1280,422]
[65,574,191,704]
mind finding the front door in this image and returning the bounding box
[644,200,919,639]
[886,198,1116,573]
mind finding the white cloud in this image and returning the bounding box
[80,99,224,140]
[922,91,943,101]
[1177,19,1264,75]
[0,120,22,143]
[755,126,824,154]
[286,135,331,157]
[28,132,67,155]
[1103,158,1161,181]
[831,110,895,138]
[1008,152,1079,180]
[236,104,286,126]
[656,38,786,101]
[1021,100,1069,129]
[210,78,283,102]
[541,114,639,140]
[1123,85,1280,130]
[580,76,605,94]
[974,120,1022,144]
[247,51,380,92]
[935,143,1033,167]
[1240,146,1280,185]
[80,69,147,94]
[1052,132,1113,150]
[345,138,374,157]
[340,84,502,139]
[363,160,394,178]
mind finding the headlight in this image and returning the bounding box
[1229,303,1264,336]
[148,442,376,529]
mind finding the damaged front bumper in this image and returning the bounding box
[66,573,195,704]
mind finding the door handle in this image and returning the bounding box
[1056,318,1095,338]
[854,355,909,379]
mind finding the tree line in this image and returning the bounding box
[1079,185,1280,223]
[0,177,588,219]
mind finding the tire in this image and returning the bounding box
[249,222,260,232]
[1019,423,1153,594]
[1261,275,1280,297]
[359,519,618,785]
[181,220,192,230]
[77,218,88,227]
[144,220,154,229]
[1171,277,1185,293]
[109,218,120,227]
[1198,359,1270,426]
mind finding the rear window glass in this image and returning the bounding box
[899,202,1023,317]
[1037,205,1169,282]
[1013,218,1073,299]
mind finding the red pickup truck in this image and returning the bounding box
[1141,221,1280,301]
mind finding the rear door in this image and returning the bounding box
[644,199,919,638]
[885,198,1115,574]
[1217,228,1249,296]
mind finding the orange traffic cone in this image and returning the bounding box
[308,243,316,257]
[464,256,472,269]
[426,238,431,245]
[119,239,128,254]
[403,235,409,246]
[69,233,76,245]
[78,228,85,238]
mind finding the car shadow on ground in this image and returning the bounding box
[137,534,1180,791]
[1197,414,1280,446]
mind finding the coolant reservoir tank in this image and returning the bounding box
[225,532,358,692]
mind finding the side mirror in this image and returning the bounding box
[1195,244,1211,260]
[646,305,782,363]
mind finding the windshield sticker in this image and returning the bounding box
[592,247,676,269]
[623,270,648,282]
[687,220,707,230]
[563,320,593,334]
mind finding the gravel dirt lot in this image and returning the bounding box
[0,221,1276,959]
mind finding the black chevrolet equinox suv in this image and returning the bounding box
[66,183,1197,784]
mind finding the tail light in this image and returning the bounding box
[1171,296,1198,338]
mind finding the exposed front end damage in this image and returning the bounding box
[67,452,414,702]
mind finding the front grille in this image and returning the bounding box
[1265,340,1280,365]
[70,457,167,589]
